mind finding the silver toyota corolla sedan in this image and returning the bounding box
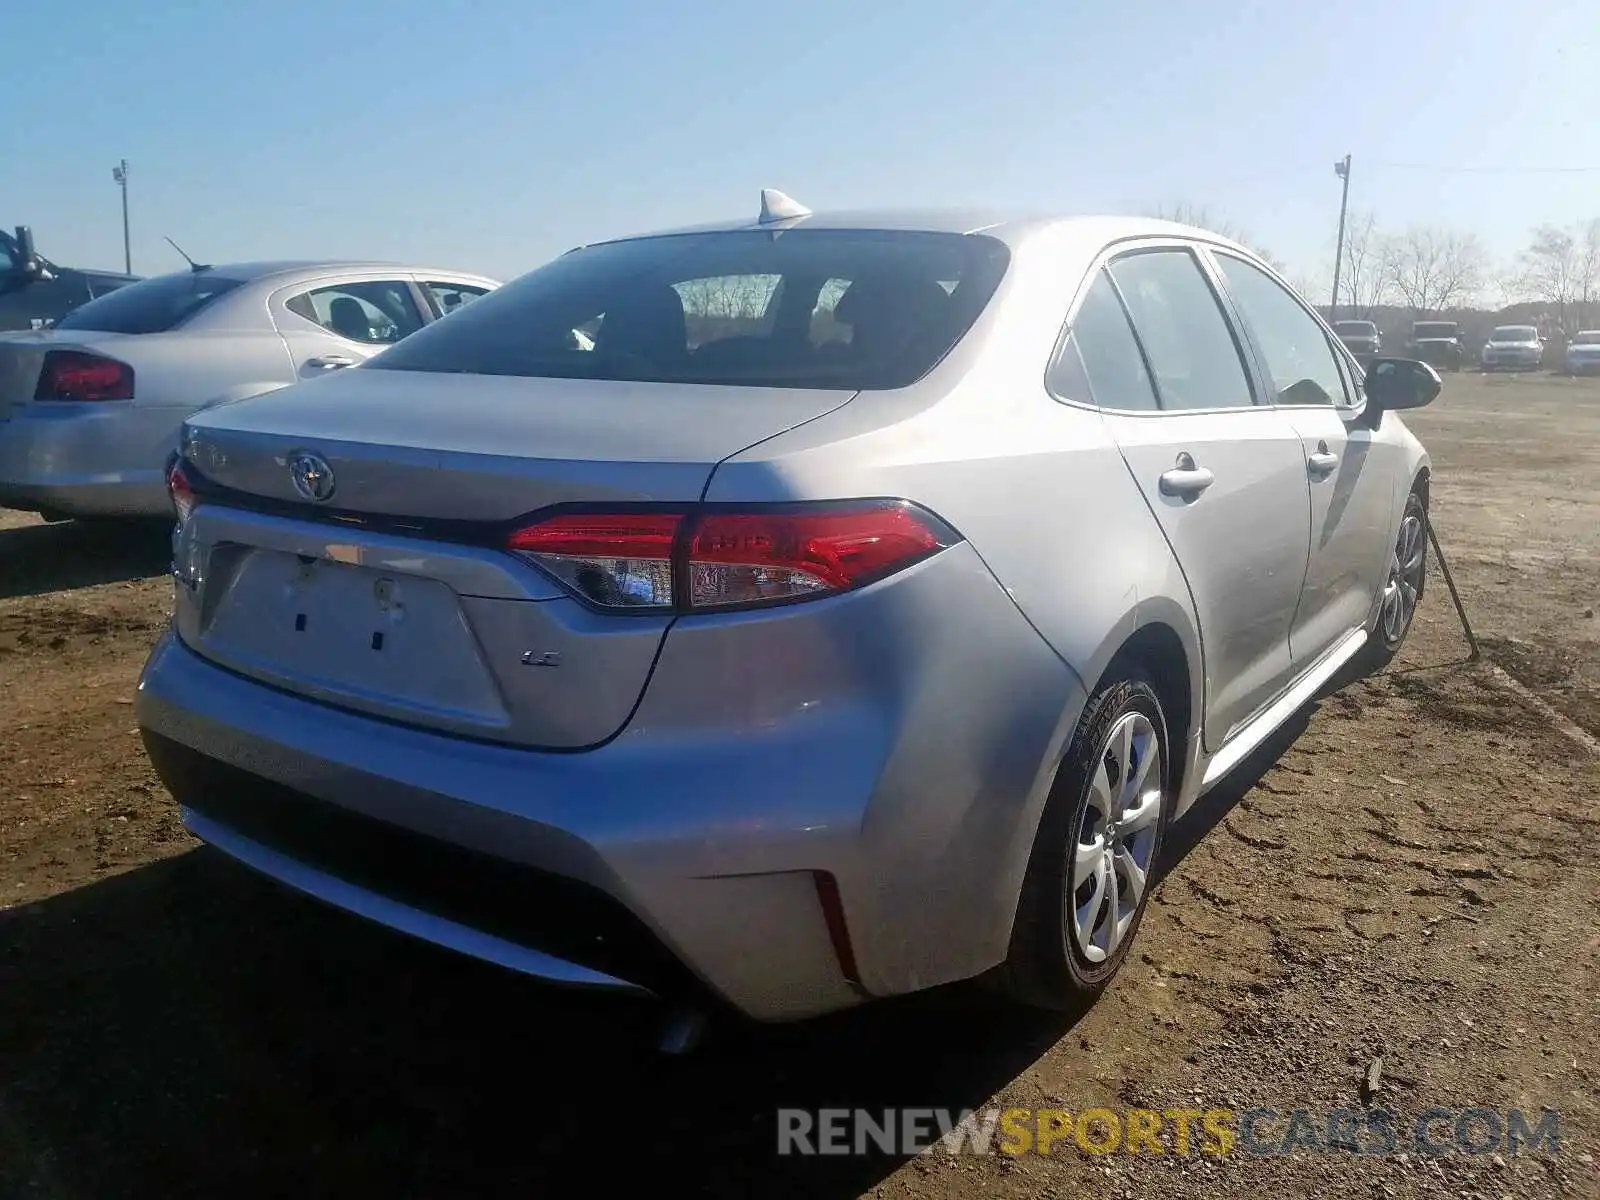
[134,195,1439,1026]
[0,260,498,520]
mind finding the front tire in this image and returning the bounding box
[1359,490,1427,672]
[994,672,1171,1010]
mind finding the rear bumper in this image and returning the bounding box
[135,542,1085,1021]
[0,403,181,516]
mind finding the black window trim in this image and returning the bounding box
[1203,246,1360,413]
[1046,236,1267,417]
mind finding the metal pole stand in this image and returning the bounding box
[1423,509,1480,662]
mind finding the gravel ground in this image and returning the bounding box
[1,373,1596,1199]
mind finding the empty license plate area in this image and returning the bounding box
[197,548,509,732]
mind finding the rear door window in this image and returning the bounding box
[284,280,426,345]
[1107,249,1256,411]
[53,272,245,333]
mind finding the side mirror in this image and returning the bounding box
[1365,357,1440,414]
[11,226,53,283]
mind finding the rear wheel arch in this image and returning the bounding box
[1093,620,1195,802]
[992,621,1192,1007]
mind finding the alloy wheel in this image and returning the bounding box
[1067,711,1163,964]
[1380,511,1426,645]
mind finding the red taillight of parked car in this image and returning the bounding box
[166,456,197,525]
[506,502,957,613]
[33,350,135,402]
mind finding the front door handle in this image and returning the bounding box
[1158,452,1215,498]
[1307,441,1340,476]
[306,354,356,371]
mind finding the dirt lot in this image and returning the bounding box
[2,373,1597,1199]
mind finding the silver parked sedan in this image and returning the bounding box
[0,260,498,519]
[135,197,1438,1025]
[1564,329,1600,375]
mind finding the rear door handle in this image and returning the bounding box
[1158,453,1215,498]
[306,354,356,371]
[1307,441,1340,475]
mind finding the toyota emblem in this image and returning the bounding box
[288,450,336,503]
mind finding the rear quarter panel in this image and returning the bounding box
[705,220,1205,780]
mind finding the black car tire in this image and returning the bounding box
[993,671,1171,1010]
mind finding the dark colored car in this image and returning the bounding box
[1405,320,1465,372]
[1332,319,1381,363]
[0,226,139,331]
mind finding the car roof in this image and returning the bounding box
[581,207,1255,256]
[145,261,498,285]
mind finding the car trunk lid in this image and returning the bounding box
[183,368,854,518]
[0,329,135,420]
[174,369,858,747]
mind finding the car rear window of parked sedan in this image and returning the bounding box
[54,272,246,334]
[363,229,1010,391]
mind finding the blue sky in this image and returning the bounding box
[5,0,1597,289]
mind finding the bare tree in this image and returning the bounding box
[1578,219,1600,330]
[1336,211,1391,319]
[1148,203,1287,273]
[1380,226,1488,315]
[674,274,778,346]
[1506,224,1587,333]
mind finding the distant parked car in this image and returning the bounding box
[1406,321,1465,371]
[1480,325,1544,373]
[0,260,498,520]
[1333,319,1381,362]
[1563,330,1600,376]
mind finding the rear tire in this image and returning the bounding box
[992,671,1171,1010]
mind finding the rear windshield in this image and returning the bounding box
[1490,326,1537,341]
[364,229,1010,390]
[1574,331,1600,344]
[54,271,244,333]
[1334,321,1376,335]
[1413,323,1457,338]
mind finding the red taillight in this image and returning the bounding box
[506,502,956,613]
[34,350,135,402]
[506,513,681,608]
[166,457,196,524]
[689,507,946,606]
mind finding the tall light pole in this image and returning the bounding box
[112,159,131,274]
[1329,154,1352,319]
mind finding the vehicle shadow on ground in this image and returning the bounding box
[0,851,1076,1198]
[0,707,1324,1199]
[0,518,170,600]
